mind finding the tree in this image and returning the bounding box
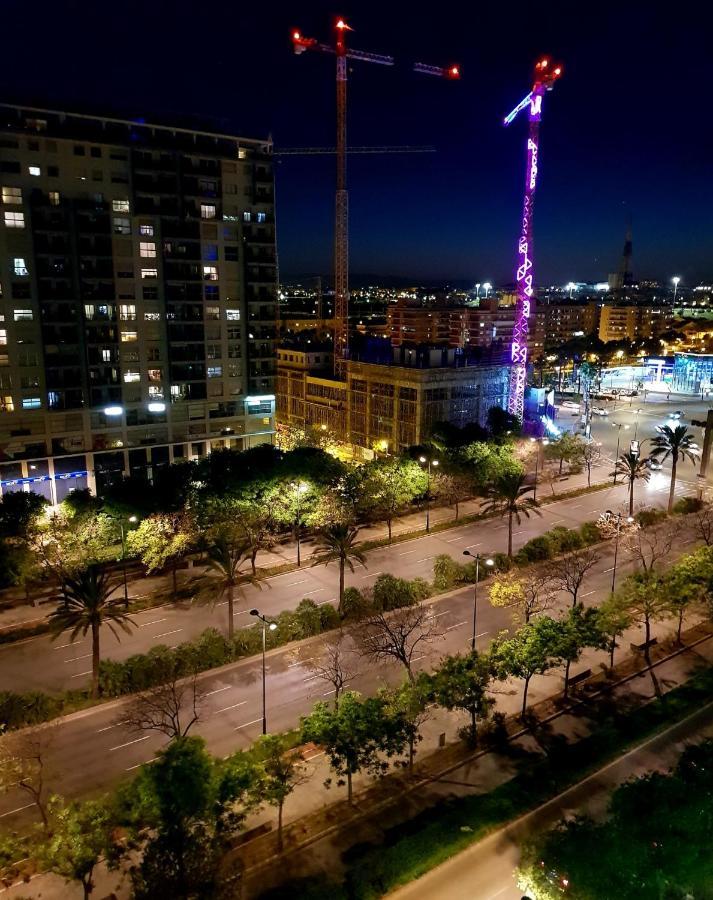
[311,522,366,614]
[610,574,668,695]
[490,616,564,718]
[622,520,674,576]
[611,451,650,516]
[0,726,56,828]
[122,671,206,740]
[356,457,427,541]
[307,633,359,710]
[127,511,196,600]
[433,470,473,522]
[205,527,253,638]
[544,432,585,475]
[488,570,556,624]
[253,733,307,852]
[301,692,403,803]
[428,652,493,746]
[663,554,710,643]
[546,546,600,607]
[381,678,431,773]
[0,491,46,539]
[581,441,602,487]
[482,471,541,558]
[693,503,713,546]
[225,491,277,575]
[48,564,134,698]
[487,405,521,439]
[37,796,114,900]
[555,605,606,699]
[357,603,440,682]
[649,424,700,513]
[597,594,632,670]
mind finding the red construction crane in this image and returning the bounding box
[292,18,459,379]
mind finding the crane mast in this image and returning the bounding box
[292,18,459,380]
[504,57,562,422]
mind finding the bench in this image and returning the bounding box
[630,637,658,653]
[567,668,592,687]
[230,821,272,848]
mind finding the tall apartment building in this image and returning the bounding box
[598,304,673,343]
[0,105,277,501]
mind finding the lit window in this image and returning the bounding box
[13,309,33,322]
[148,385,164,398]
[4,212,24,229]
[140,242,156,258]
[203,265,218,281]
[226,309,240,321]
[119,304,136,321]
[141,268,158,279]
[123,370,140,383]
[28,166,41,177]
[120,331,138,342]
[21,397,41,409]
[207,366,222,378]
[238,148,248,160]
[147,368,162,382]
[49,191,60,206]
[140,224,154,236]
[0,329,6,345]
[0,396,13,412]
[144,312,160,321]
[113,216,131,235]
[101,349,111,362]
[13,258,28,276]
[257,212,266,223]
[201,204,216,219]
[205,307,220,320]
[243,211,252,222]
[112,199,130,212]
[203,244,218,261]
[2,187,21,205]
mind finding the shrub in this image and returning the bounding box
[636,507,668,527]
[547,526,583,554]
[492,552,512,573]
[579,521,602,545]
[0,690,67,730]
[673,496,703,515]
[341,586,370,620]
[515,535,552,565]
[432,554,467,591]
[410,577,433,602]
[373,574,418,611]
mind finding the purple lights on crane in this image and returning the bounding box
[505,57,562,421]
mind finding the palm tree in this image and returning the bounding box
[311,523,366,614]
[48,565,134,698]
[649,424,700,513]
[611,450,650,516]
[207,529,261,638]
[482,471,541,557]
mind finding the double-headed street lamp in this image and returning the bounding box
[463,550,494,651]
[529,436,550,502]
[672,275,681,303]
[250,608,277,734]
[108,513,138,608]
[419,455,439,533]
[611,422,630,484]
[292,481,309,567]
[606,510,634,594]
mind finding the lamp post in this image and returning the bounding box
[529,436,549,502]
[633,408,642,440]
[463,551,494,651]
[110,514,138,609]
[292,481,308,567]
[607,510,634,594]
[483,281,492,299]
[419,455,439,532]
[475,282,481,299]
[250,608,277,734]
[611,422,629,484]
[672,275,681,303]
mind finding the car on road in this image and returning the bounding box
[646,457,662,470]
[559,400,581,412]
[592,407,609,416]
[669,410,682,419]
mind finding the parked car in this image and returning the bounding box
[646,457,662,471]
[669,410,682,419]
[592,407,609,416]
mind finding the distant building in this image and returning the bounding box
[598,305,673,343]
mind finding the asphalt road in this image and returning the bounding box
[0,477,699,827]
[1,479,648,693]
[389,688,713,900]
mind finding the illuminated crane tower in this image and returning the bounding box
[292,19,459,379]
[504,57,562,421]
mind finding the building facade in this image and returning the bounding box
[277,347,509,453]
[598,304,673,343]
[0,105,277,500]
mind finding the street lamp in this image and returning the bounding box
[250,608,278,734]
[483,282,492,298]
[529,436,549,502]
[110,513,138,609]
[463,551,494,650]
[567,281,576,299]
[419,455,439,533]
[292,481,309,566]
[475,282,481,298]
[672,275,681,303]
[611,422,630,484]
[606,510,634,594]
[633,408,642,440]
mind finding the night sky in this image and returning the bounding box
[2,1,712,285]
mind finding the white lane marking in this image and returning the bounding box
[138,618,167,628]
[569,503,584,509]
[285,579,308,586]
[465,543,482,549]
[317,598,336,606]
[476,630,489,638]
[512,530,527,536]
[63,653,92,663]
[206,685,231,696]
[445,537,463,543]
[548,518,565,524]
[97,720,127,733]
[303,588,326,595]
[602,566,615,574]
[134,604,167,614]
[0,804,34,818]
[288,657,315,668]
[446,620,468,631]
[411,655,427,663]
[323,688,336,696]
[108,735,150,752]
[581,589,596,597]
[430,610,451,619]
[70,670,92,678]
[53,640,84,650]
[126,757,156,772]
[360,572,381,579]
[235,717,263,731]
[399,549,420,556]
[215,701,248,713]
[155,629,183,638]
[416,556,434,563]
